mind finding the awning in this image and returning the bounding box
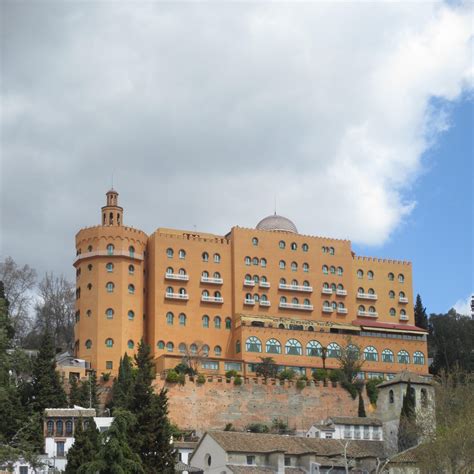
[352,320,428,334]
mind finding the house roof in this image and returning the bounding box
[327,417,382,427]
[377,371,432,388]
[174,441,198,449]
[45,407,96,417]
[351,320,428,334]
[174,461,202,472]
[227,467,275,474]
[388,445,420,464]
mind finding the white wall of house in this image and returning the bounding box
[189,435,229,473]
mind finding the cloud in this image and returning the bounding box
[1,1,473,277]
[452,294,473,316]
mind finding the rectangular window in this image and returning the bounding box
[354,427,361,439]
[246,455,255,465]
[284,457,291,466]
[344,426,351,439]
[373,427,381,440]
[201,361,219,370]
[106,361,113,370]
[19,467,28,474]
[56,441,65,457]
[363,426,370,440]
[224,362,242,372]
[324,432,333,439]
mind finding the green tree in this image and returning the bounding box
[65,418,100,473]
[358,391,366,417]
[255,357,278,379]
[398,380,417,452]
[414,294,428,330]
[78,410,144,474]
[111,354,135,411]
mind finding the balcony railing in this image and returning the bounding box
[243,280,255,287]
[321,288,333,295]
[357,293,378,300]
[322,306,333,313]
[336,289,347,296]
[244,298,255,305]
[279,283,313,292]
[279,302,313,311]
[259,300,271,307]
[399,315,409,321]
[337,307,348,314]
[201,276,223,284]
[165,273,189,281]
[399,297,408,304]
[165,292,189,300]
[259,281,271,288]
[357,310,378,318]
[201,295,224,303]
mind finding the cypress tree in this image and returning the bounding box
[398,380,418,451]
[414,294,428,330]
[65,418,100,473]
[111,354,135,411]
[358,391,366,417]
[68,377,81,407]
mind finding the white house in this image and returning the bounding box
[306,417,383,442]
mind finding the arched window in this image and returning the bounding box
[106,282,114,293]
[323,282,329,289]
[331,301,337,310]
[56,420,63,435]
[303,298,311,306]
[177,249,185,259]
[244,274,252,283]
[368,306,376,313]
[398,350,410,364]
[214,253,221,263]
[279,260,286,269]
[400,309,407,316]
[107,244,114,255]
[252,237,259,246]
[399,291,406,298]
[225,317,232,329]
[323,300,331,309]
[292,297,299,304]
[337,284,344,290]
[128,264,134,274]
[389,389,394,403]
[166,248,174,258]
[357,269,363,279]
[388,272,394,281]
[166,312,174,325]
[358,305,366,312]
[338,302,345,310]
[322,265,328,275]
[202,271,209,279]
[413,351,425,365]
[389,308,396,316]
[279,240,286,249]
[261,294,268,302]
[285,339,302,355]
[129,246,135,258]
[245,256,251,265]
[266,338,281,354]
[261,258,267,268]
[202,252,209,262]
[364,346,378,362]
[389,290,395,299]
[327,343,341,358]
[322,246,327,253]
[178,288,186,295]
[85,339,92,349]
[105,338,114,348]
[330,266,336,274]
[291,242,297,251]
[166,286,174,295]
[128,310,134,320]
[280,277,286,285]
[306,340,322,357]
[86,309,92,318]
[337,267,343,276]
[329,247,335,255]
[253,275,260,283]
[202,345,210,356]
[302,243,309,252]
[214,346,222,356]
[166,267,174,275]
[178,268,186,276]
[398,274,405,283]
[382,349,394,363]
[214,316,221,329]
[291,279,298,286]
[106,262,114,272]
[236,340,241,353]
[87,283,92,290]
[261,275,267,283]
[246,336,262,352]
[252,257,259,266]
[128,340,134,350]
[303,263,309,272]
[167,342,174,352]
[347,344,359,359]
[214,291,222,299]
[157,340,165,350]
[368,288,375,295]
[280,296,287,304]
[245,292,252,300]
[213,271,221,279]
[128,284,135,294]
[291,262,297,272]
[106,308,114,319]
[303,280,310,287]
[202,315,210,328]
[179,343,186,353]
[253,294,260,303]
[190,343,198,354]
[368,271,374,280]
[179,313,186,326]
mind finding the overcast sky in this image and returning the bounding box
[1,1,472,313]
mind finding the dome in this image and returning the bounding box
[256,214,298,233]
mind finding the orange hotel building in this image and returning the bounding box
[74,190,428,380]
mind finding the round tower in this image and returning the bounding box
[73,189,148,375]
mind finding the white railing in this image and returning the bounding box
[399,315,409,321]
[322,288,333,295]
[357,293,378,300]
[201,295,224,303]
[357,310,378,318]
[279,302,313,311]
[165,273,189,281]
[336,289,347,296]
[243,280,255,287]
[322,307,333,313]
[399,297,408,303]
[279,283,313,292]
[259,300,271,307]
[201,276,223,284]
[244,298,255,305]
[259,281,271,288]
[165,293,189,300]
[337,307,348,314]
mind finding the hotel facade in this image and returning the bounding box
[74,190,428,379]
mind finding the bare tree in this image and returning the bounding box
[180,341,209,374]
[0,257,37,342]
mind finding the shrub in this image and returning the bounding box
[177,373,186,385]
[329,369,342,383]
[341,380,358,399]
[224,423,234,431]
[271,418,288,433]
[225,370,239,379]
[174,362,196,375]
[196,374,206,384]
[366,377,384,405]
[101,372,111,382]
[233,375,242,386]
[296,379,307,390]
[246,423,269,433]
[278,369,296,381]
[313,369,328,381]
[166,370,179,383]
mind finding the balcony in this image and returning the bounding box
[165,292,189,300]
[243,280,255,287]
[336,289,347,296]
[399,297,408,304]
[399,315,409,321]
[279,302,313,311]
[357,292,378,301]
[321,288,333,295]
[201,276,223,285]
[259,281,271,289]
[322,306,333,313]
[165,273,189,281]
[357,310,378,318]
[279,283,313,293]
[201,295,224,304]
[244,298,255,306]
[337,307,348,314]
[259,300,271,307]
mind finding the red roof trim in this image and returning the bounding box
[351,320,426,333]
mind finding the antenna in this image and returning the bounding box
[111,173,114,190]
[274,195,277,215]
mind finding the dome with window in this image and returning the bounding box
[256,214,298,233]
